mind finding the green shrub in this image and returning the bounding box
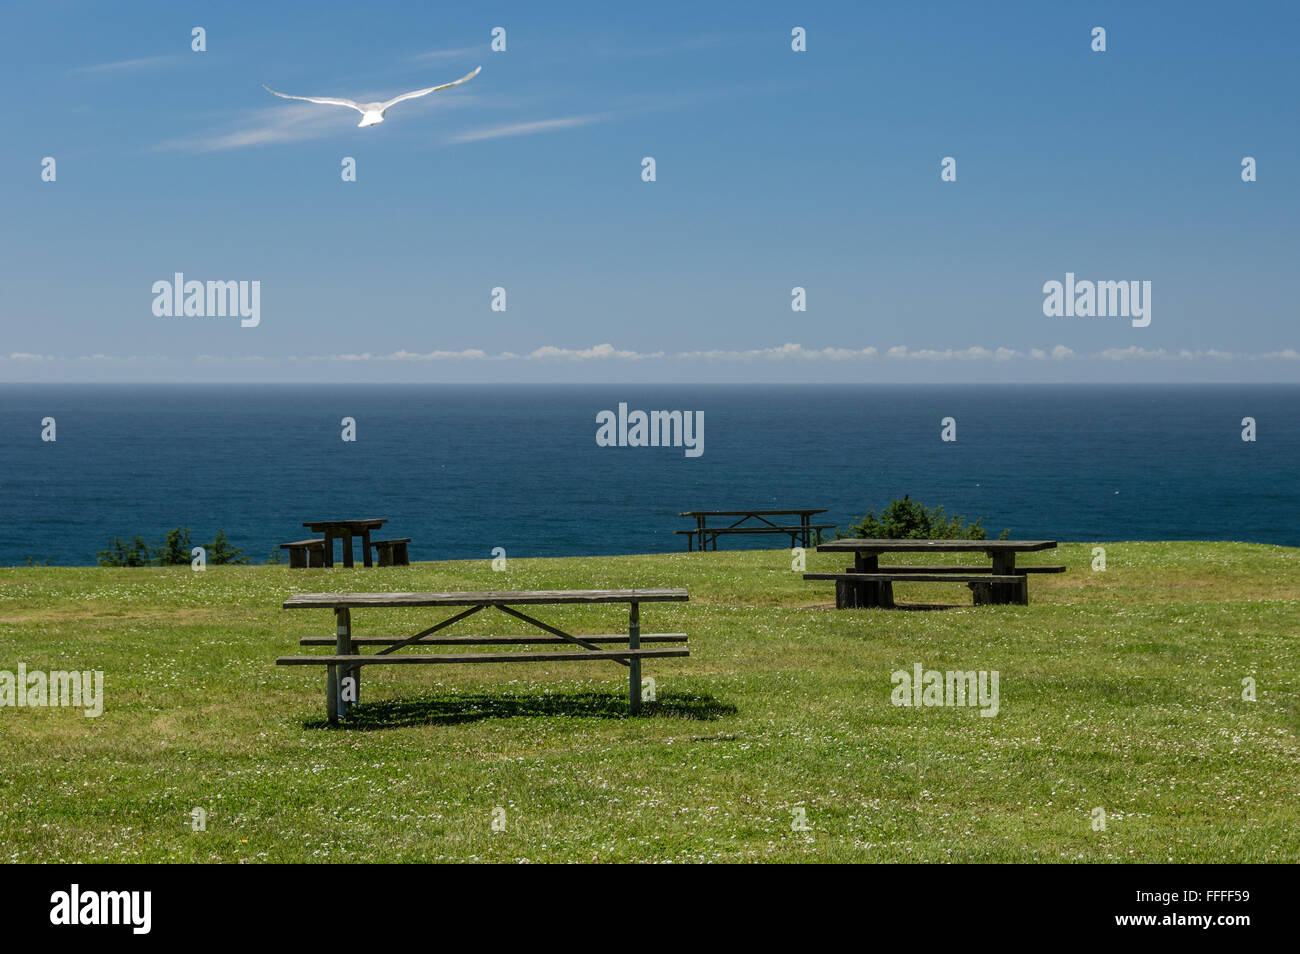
[97,536,153,567]
[205,530,249,565]
[840,495,1009,540]
[97,528,249,566]
[153,527,194,566]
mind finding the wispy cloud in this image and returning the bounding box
[46,343,1287,364]
[156,91,481,153]
[411,46,480,63]
[155,104,355,152]
[526,343,661,360]
[274,349,490,363]
[447,114,605,144]
[676,343,878,361]
[154,65,759,153]
[1098,346,1170,360]
[438,75,792,148]
[5,352,167,362]
[71,54,180,74]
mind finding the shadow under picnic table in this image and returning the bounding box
[301,689,738,730]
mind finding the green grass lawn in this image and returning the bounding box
[0,541,1296,863]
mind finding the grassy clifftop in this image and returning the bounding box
[0,541,1296,862]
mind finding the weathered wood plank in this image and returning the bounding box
[874,564,1067,574]
[276,648,690,666]
[804,572,1028,583]
[298,633,689,646]
[303,519,387,530]
[282,588,690,609]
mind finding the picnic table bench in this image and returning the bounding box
[678,509,833,551]
[371,538,410,567]
[276,588,689,724]
[279,538,325,569]
[805,539,1063,608]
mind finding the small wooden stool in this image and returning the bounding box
[371,538,411,567]
[280,539,326,569]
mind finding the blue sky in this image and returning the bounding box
[2,0,1297,383]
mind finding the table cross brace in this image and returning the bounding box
[495,604,632,666]
[375,604,485,656]
[723,513,780,529]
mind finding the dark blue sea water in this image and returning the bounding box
[1,384,1296,566]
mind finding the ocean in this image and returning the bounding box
[1,383,1296,566]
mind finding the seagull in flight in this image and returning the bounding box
[262,66,481,127]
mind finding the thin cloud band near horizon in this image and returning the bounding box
[5,344,1299,364]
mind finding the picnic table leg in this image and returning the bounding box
[990,552,1020,605]
[837,564,858,608]
[326,665,339,725]
[342,530,355,569]
[846,556,863,608]
[852,552,885,607]
[322,529,334,568]
[628,602,641,715]
[835,577,853,609]
[335,607,356,715]
[361,529,373,568]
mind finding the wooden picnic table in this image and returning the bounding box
[302,518,387,569]
[807,539,1062,608]
[678,509,832,551]
[277,588,690,724]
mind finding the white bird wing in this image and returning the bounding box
[379,66,481,110]
[262,85,365,114]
